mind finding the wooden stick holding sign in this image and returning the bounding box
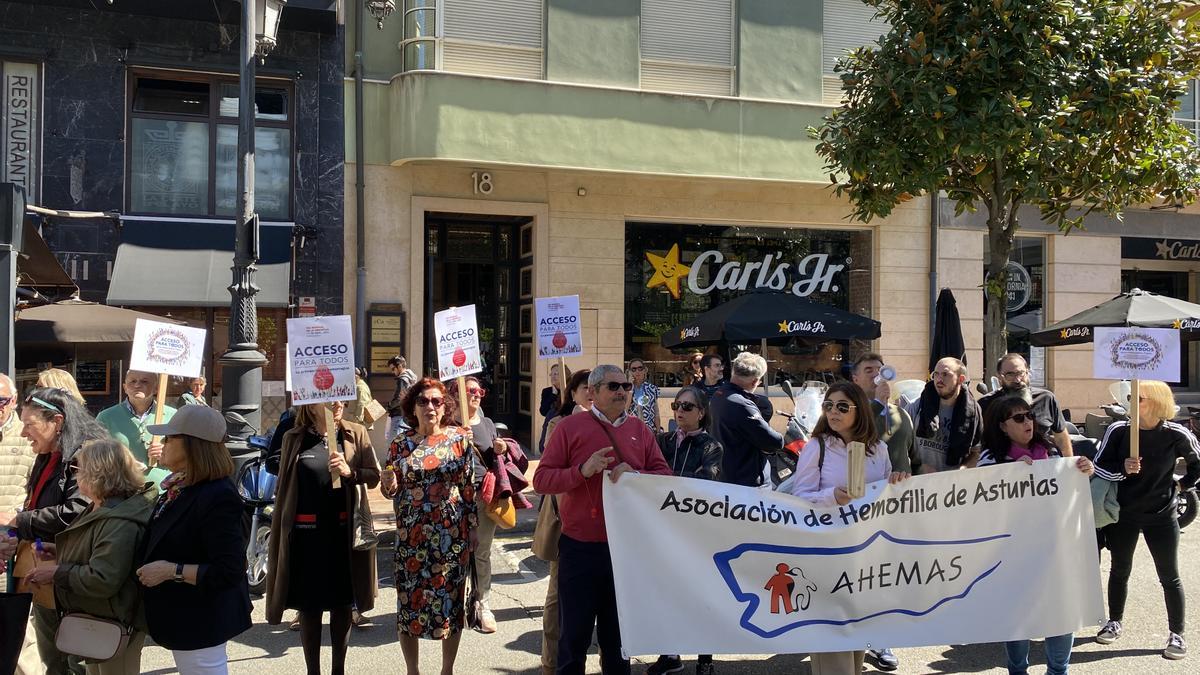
[456,376,471,434]
[559,357,568,408]
[847,441,866,499]
[324,405,341,489]
[148,373,169,467]
[1129,378,1141,459]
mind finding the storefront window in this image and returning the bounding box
[984,236,1046,386]
[625,222,873,387]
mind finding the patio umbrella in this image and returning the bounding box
[660,292,881,349]
[929,288,966,373]
[15,297,183,365]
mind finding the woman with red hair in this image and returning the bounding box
[381,378,478,675]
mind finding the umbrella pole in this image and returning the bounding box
[1129,378,1140,459]
[761,338,768,395]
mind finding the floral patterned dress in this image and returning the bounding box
[387,427,478,639]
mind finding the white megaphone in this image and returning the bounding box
[874,365,897,385]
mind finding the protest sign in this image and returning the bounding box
[433,306,482,381]
[286,316,356,406]
[1094,327,1180,382]
[605,460,1102,656]
[129,319,206,379]
[535,295,582,359]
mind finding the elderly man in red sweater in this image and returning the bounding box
[534,364,673,674]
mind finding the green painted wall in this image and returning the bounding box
[738,0,823,102]
[369,72,827,182]
[346,5,405,80]
[546,0,640,87]
[344,80,394,165]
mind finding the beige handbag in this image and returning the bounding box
[531,494,561,562]
[363,399,388,425]
[55,613,130,661]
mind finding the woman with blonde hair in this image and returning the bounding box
[1093,380,1200,660]
[36,368,85,404]
[23,439,156,675]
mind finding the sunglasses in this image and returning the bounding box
[821,400,856,414]
[416,396,445,408]
[1007,412,1034,424]
[0,396,11,407]
[603,382,634,392]
[467,387,487,398]
[671,401,699,412]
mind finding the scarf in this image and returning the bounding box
[914,381,978,468]
[154,472,188,519]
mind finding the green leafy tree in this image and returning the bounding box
[812,0,1200,369]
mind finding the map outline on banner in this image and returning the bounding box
[714,531,1007,639]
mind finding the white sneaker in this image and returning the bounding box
[1096,619,1122,645]
[1165,632,1187,660]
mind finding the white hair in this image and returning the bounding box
[731,352,767,379]
[588,365,624,387]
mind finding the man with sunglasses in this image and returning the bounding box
[708,352,783,488]
[978,353,1072,457]
[534,365,673,675]
[0,373,34,526]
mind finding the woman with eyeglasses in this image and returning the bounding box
[3,387,109,674]
[978,395,1093,675]
[266,400,381,675]
[627,358,661,432]
[789,381,909,675]
[448,375,503,634]
[1093,380,1200,660]
[380,378,477,675]
[644,386,724,675]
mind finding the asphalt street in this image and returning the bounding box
[136,518,1200,675]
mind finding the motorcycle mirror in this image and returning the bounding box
[781,379,795,401]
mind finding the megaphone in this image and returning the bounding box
[874,365,897,385]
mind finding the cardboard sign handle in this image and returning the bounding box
[324,406,342,489]
[456,376,471,433]
[558,357,567,408]
[148,373,168,468]
[847,441,866,499]
[1129,379,1141,460]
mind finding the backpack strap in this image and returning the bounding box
[817,435,827,472]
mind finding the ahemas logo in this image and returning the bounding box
[713,531,1007,639]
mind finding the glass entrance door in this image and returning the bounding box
[424,214,531,444]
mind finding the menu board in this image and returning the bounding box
[75,361,110,395]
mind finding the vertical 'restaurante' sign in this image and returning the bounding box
[2,60,40,203]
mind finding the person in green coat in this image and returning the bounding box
[23,438,156,675]
[96,370,176,485]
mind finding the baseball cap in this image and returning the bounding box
[146,405,227,443]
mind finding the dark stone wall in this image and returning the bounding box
[0,1,344,314]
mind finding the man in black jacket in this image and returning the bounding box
[385,355,417,442]
[708,352,783,487]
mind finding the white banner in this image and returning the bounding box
[535,295,582,359]
[605,460,1103,656]
[1094,327,1181,382]
[433,305,482,381]
[128,319,206,379]
[286,316,356,406]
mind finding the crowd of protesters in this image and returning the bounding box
[2,344,1198,675]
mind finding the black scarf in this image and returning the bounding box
[914,381,978,468]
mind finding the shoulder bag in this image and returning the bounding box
[470,434,517,530]
[531,494,561,562]
[363,399,388,425]
[347,428,378,551]
[13,541,55,610]
[465,553,484,630]
[55,613,131,661]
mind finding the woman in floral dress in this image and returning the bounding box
[381,377,477,675]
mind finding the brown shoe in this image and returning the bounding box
[351,609,370,629]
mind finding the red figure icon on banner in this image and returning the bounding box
[764,563,818,614]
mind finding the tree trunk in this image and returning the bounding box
[983,209,1017,385]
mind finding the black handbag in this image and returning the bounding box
[465,554,484,630]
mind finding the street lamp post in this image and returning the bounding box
[221,0,285,442]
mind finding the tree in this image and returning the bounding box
[812,0,1200,371]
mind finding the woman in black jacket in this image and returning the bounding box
[1093,380,1200,660]
[137,405,251,674]
[4,387,107,675]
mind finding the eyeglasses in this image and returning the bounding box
[603,382,634,392]
[467,387,487,398]
[629,366,646,372]
[1007,412,1034,424]
[1000,370,1029,379]
[0,396,12,407]
[1126,395,1148,403]
[671,401,699,412]
[821,400,857,414]
[416,396,445,408]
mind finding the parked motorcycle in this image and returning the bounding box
[766,380,818,488]
[236,431,277,595]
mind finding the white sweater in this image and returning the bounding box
[788,434,891,507]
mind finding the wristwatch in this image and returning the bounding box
[173,563,184,583]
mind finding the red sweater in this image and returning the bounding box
[533,409,672,542]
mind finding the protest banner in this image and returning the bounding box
[1094,327,1181,458]
[604,459,1103,656]
[434,306,483,419]
[534,295,583,407]
[129,318,207,468]
[287,315,356,488]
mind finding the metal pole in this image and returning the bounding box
[220,0,267,442]
[0,183,25,379]
[354,0,368,369]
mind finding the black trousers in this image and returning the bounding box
[1104,516,1185,633]
[556,534,629,675]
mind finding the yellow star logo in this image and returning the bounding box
[1174,319,1184,329]
[1060,328,1070,339]
[645,244,691,300]
[778,321,791,334]
[1157,240,1172,259]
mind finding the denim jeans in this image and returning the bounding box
[1005,633,1073,675]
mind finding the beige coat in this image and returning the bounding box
[265,420,381,623]
[0,413,34,516]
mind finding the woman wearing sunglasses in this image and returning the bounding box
[978,395,1093,675]
[679,352,704,387]
[448,375,504,634]
[627,358,661,432]
[1093,380,1200,660]
[789,381,908,675]
[266,399,381,675]
[381,378,477,675]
